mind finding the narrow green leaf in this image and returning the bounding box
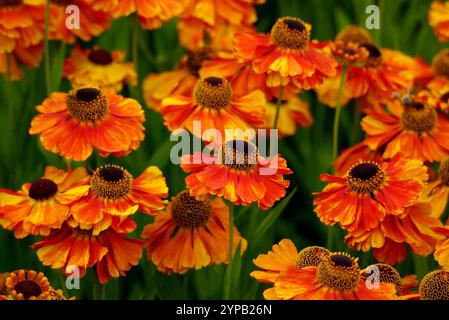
[251,187,297,243]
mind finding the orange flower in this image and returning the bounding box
[345,203,443,265]
[314,154,427,233]
[70,164,168,228]
[234,17,337,90]
[3,270,50,300]
[32,219,142,284]
[428,1,449,42]
[362,94,449,162]
[29,87,146,161]
[419,270,449,300]
[48,0,111,43]
[159,76,266,140]
[0,166,90,238]
[333,141,382,177]
[264,252,398,300]
[250,239,329,284]
[0,0,44,54]
[102,0,185,29]
[181,140,292,209]
[142,190,247,274]
[63,46,137,93]
[142,48,213,111]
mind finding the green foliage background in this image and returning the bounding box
[0,0,447,299]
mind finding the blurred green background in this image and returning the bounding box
[0,0,447,299]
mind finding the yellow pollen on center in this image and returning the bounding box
[91,164,133,200]
[317,253,360,291]
[400,101,436,133]
[347,162,385,193]
[67,87,108,122]
[271,17,310,51]
[193,77,232,110]
[171,191,212,228]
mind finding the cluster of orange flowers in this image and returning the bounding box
[1,0,449,300]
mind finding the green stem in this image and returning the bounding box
[331,65,348,162]
[44,0,51,95]
[5,53,13,124]
[273,85,284,129]
[223,203,234,300]
[132,15,139,80]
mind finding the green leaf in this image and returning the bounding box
[230,241,243,300]
[251,187,297,243]
[50,42,66,92]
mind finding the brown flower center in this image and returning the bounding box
[29,178,58,201]
[73,227,95,237]
[67,87,108,121]
[401,101,436,133]
[0,0,22,7]
[271,17,310,51]
[419,270,449,300]
[221,140,258,171]
[335,25,372,45]
[295,246,330,268]
[439,159,449,186]
[317,253,360,291]
[91,165,133,200]
[360,43,382,68]
[441,92,449,103]
[171,191,212,228]
[193,77,232,109]
[14,280,43,300]
[432,49,449,79]
[88,49,113,66]
[347,162,385,193]
[186,48,212,77]
[361,263,402,295]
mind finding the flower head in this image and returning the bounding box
[0,166,90,238]
[142,190,247,274]
[4,270,50,300]
[63,46,137,93]
[419,270,449,300]
[428,1,449,42]
[314,154,427,232]
[29,87,145,161]
[233,16,337,90]
[181,140,292,209]
[70,165,168,228]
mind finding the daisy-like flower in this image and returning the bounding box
[29,87,145,161]
[362,94,449,162]
[142,48,213,111]
[3,270,50,300]
[48,0,111,43]
[250,239,329,284]
[0,166,90,238]
[419,270,449,300]
[233,16,337,90]
[429,1,449,42]
[97,0,185,29]
[63,46,137,93]
[264,95,313,137]
[142,190,247,274]
[313,153,428,233]
[360,263,419,296]
[70,164,168,228]
[316,26,417,109]
[181,140,292,209]
[345,203,443,265]
[264,252,398,300]
[0,0,44,54]
[32,218,143,284]
[160,76,266,140]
